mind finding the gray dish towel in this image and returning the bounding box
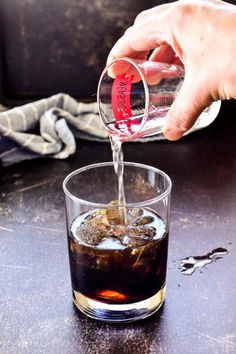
[0,93,109,166]
[0,93,220,167]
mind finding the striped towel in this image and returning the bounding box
[0,93,107,166]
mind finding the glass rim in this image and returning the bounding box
[63,161,172,208]
[97,57,150,140]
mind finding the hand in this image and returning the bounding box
[107,0,236,140]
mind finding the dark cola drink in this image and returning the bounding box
[68,206,168,305]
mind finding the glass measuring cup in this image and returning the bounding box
[97,58,221,141]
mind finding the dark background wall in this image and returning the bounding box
[0,0,235,107]
[0,0,158,106]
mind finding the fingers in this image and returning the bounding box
[106,34,148,65]
[149,44,176,63]
[171,56,183,66]
[149,45,183,66]
[107,6,173,65]
[106,60,142,83]
[163,77,212,140]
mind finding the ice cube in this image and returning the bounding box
[108,224,128,238]
[84,209,109,225]
[134,216,155,226]
[75,210,110,246]
[128,208,144,218]
[128,226,156,238]
[121,224,156,248]
[123,235,149,248]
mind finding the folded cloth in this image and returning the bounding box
[0,93,220,167]
[0,93,108,166]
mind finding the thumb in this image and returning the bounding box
[163,78,210,141]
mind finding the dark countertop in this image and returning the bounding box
[0,105,236,354]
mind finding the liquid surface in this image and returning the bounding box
[69,208,168,304]
[180,247,229,275]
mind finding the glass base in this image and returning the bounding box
[72,285,166,323]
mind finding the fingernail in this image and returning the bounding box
[163,127,182,141]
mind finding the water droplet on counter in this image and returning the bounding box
[180,247,229,275]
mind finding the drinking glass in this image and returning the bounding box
[97,58,221,141]
[63,161,172,323]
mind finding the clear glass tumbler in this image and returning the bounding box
[97,58,221,141]
[63,162,172,323]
